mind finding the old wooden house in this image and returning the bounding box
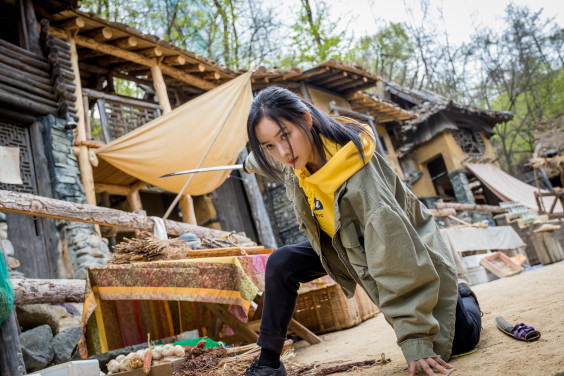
[381,81,514,215]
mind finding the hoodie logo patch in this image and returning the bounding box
[314,198,323,210]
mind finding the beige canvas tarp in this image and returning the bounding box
[96,72,252,196]
[466,162,563,213]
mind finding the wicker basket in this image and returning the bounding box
[353,287,380,321]
[293,284,361,334]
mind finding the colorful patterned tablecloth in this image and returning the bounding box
[79,255,269,358]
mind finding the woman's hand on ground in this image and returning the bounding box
[408,357,452,376]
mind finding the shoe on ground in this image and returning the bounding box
[244,358,287,376]
[458,278,481,312]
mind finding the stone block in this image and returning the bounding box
[51,326,82,364]
[19,324,55,372]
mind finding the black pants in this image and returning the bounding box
[257,241,481,358]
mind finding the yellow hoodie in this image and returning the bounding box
[294,122,375,237]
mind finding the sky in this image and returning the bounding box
[321,0,564,45]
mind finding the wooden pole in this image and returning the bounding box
[0,253,25,376]
[179,194,197,225]
[150,63,172,114]
[12,279,86,305]
[126,189,143,212]
[435,202,506,214]
[237,149,277,249]
[0,189,253,243]
[68,34,97,208]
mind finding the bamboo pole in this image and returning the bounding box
[150,63,172,114]
[67,34,98,213]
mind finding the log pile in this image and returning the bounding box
[0,38,56,121]
[40,19,79,122]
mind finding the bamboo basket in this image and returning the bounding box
[293,284,361,334]
[353,287,380,321]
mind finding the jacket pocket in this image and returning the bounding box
[339,222,369,279]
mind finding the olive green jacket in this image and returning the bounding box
[245,150,458,364]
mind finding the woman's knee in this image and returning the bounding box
[265,245,296,280]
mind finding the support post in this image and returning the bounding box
[68,34,97,207]
[126,189,143,212]
[179,194,197,225]
[150,62,172,114]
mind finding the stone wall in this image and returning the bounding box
[264,185,307,246]
[41,115,110,279]
[449,169,493,224]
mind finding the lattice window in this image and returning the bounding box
[452,128,485,156]
[103,101,160,140]
[0,120,36,194]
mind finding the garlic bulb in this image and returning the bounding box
[116,354,126,362]
[107,359,120,374]
[173,345,185,357]
[151,346,163,360]
[162,344,174,357]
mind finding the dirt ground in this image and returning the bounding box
[293,260,564,376]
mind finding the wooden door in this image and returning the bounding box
[0,119,58,278]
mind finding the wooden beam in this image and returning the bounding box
[12,279,86,305]
[0,189,254,242]
[184,63,206,73]
[163,55,186,66]
[138,46,163,57]
[53,16,85,30]
[86,27,113,42]
[150,63,172,114]
[49,27,217,90]
[94,183,131,196]
[113,36,138,49]
[68,35,97,207]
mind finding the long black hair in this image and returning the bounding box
[247,86,373,182]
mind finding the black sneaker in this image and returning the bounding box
[244,358,287,376]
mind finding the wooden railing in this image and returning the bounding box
[535,191,564,219]
[83,88,162,143]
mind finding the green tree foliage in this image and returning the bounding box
[346,22,414,85]
[471,5,564,174]
[281,0,345,67]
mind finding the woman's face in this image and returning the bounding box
[255,116,319,170]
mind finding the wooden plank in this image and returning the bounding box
[0,189,253,242]
[0,83,58,108]
[83,88,162,109]
[0,52,50,78]
[237,149,277,249]
[289,318,322,344]
[0,310,25,375]
[96,98,113,143]
[203,303,259,343]
[531,233,552,265]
